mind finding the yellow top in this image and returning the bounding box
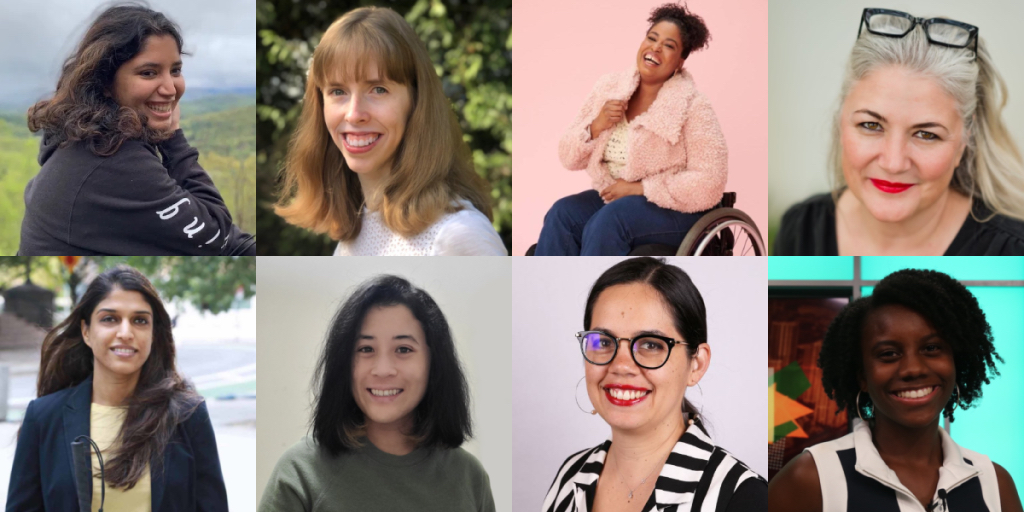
[90,402,152,512]
[602,120,630,179]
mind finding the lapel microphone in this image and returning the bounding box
[925,489,948,512]
[71,435,105,512]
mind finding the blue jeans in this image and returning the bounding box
[535,190,704,256]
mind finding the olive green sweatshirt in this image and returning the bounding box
[258,438,496,512]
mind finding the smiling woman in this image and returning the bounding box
[19,3,254,256]
[775,9,1024,256]
[6,265,227,511]
[767,269,1024,512]
[273,7,505,256]
[258,274,496,511]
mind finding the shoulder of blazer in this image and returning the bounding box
[26,378,91,421]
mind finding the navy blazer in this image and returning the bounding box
[5,376,228,511]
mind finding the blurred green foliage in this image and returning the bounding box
[0,256,254,314]
[256,0,512,255]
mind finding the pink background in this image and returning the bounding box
[512,0,769,255]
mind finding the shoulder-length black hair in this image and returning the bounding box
[583,257,708,426]
[27,2,186,156]
[37,264,201,489]
[819,268,1001,423]
[312,275,472,456]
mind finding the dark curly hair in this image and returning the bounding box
[647,3,711,59]
[818,269,1002,423]
[27,2,185,156]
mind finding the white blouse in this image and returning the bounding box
[334,201,507,256]
[601,120,630,179]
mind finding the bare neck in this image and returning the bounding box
[837,188,971,255]
[91,366,139,406]
[365,415,418,456]
[608,413,685,476]
[357,166,391,211]
[870,415,944,469]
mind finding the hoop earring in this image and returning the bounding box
[575,376,596,415]
[950,383,961,411]
[688,382,704,426]
[856,391,867,421]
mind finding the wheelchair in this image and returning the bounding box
[525,192,765,256]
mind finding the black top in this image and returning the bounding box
[6,376,228,511]
[19,130,255,255]
[775,192,1024,256]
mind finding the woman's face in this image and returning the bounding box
[352,305,430,430]
[840,65,968,223]
[859,304,956,429]
[323,60,412,183]
[585,283,707,433]
[637,21,685,83]
[111,34,185,132]
[81,287,154,382]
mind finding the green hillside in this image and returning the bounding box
[0,96,255,255]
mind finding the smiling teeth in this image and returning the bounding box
[112,348,135,356]
[607,388,650,400]
[895,386,935,399]
[370,389,401,397]
[345,134,379,147]
[148,103,172,113]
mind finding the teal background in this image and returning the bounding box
[771,257,1024,484]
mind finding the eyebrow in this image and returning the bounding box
[854,109,948,131]
[325,77,388,88]
[591,327,672,338]
[648,31,679,46]
[133,60,182,71]
[97,308,152,315]
[357,333,421,344]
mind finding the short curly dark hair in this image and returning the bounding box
[647,3,711,59]
[818,269,1001,423]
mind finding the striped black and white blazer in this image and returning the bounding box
[805,418,1001,511]
[542,424,767,512]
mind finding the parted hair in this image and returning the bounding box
[584,257,707,427]
[647,3,711,59]
[27,2,184,156]
[274,7,492,242]
[311,275,472,456]
[829,15,1024,222]
[818,269,1002,423]
[36,265,201,489]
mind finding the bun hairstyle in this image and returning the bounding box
[584,257,708,428]
[647,3,711,59]
[27,2,186,156]
[829,16,1024,222]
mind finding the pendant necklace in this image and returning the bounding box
[612,456,659,502]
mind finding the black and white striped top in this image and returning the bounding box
[805,419,1001,511]
[543,424,767,512]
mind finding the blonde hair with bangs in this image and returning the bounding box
[274,6,492,241]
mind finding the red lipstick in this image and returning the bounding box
[870,179,913,194]
[603,384,651,407]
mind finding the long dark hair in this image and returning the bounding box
[37,265,201,489]
[312,275,472,456]
[584,257,708,428]
[27,2,186,156]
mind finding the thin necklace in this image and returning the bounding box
[612,457,659,502]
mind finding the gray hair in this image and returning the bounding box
[829,19,1024,222]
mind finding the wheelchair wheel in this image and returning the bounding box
[676,208,765,256]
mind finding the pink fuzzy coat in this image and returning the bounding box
[558,69,728,213]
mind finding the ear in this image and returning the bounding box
[687,343,711,386]
[856,371,867,393]
[81,319,91,347]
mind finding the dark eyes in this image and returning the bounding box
[100,316,148,325]
[140,68,181,78]
[355,345,414,354]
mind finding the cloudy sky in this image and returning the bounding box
[0,0,254,108]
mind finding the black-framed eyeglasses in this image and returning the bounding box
[576,331,685,370]
[858,8,978,61]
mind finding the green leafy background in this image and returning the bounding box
[256,0,512,255]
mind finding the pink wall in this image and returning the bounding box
[512,0,769,255]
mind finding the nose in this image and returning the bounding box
[609,339,640,376]
[897,351,927,380]
[345,94,369,125]
[370,352,398,378]
[877,134,911,174]
[157,73,176,98]
[117,319,134,340]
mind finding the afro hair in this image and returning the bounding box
[818,269,1001,423]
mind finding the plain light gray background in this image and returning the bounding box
[256,257,513,509]
[768,0,1024,233]
[510,257,768,511]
